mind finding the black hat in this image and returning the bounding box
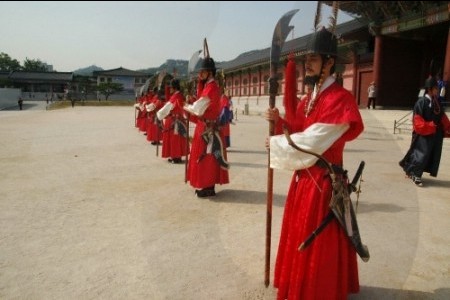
[305,27,337,57]
[302,27,351,64]
[424,76,438,89]
[169,78,180,90]
[199,57,216,73]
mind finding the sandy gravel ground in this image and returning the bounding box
[0,102,449,299]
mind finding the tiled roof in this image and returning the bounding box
[218,18,369,72]
[0,71,10,80]
[323,1,442,23]
[93,67,148,77]
[9,71,73,81]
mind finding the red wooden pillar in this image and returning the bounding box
[443,26,450,83]
[239,72,242,97]
[248,68,251,96]
[373,34,383,104]
[258,66,262,96]
[351,48,357,98]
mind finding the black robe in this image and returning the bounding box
[400,95,445,177]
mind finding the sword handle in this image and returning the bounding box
[349,161,365,193]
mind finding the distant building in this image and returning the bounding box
[93,67,150,96]
[7,71,73,94]
[43,63,53,72]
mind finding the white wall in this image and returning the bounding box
[231,95,286,116]
[0,88,21,110]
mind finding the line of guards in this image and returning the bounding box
[134,60,233,198]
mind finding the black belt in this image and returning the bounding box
[315,160,346,175]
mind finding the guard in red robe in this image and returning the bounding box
[146,88,164,145]
[184,46,229,198]
[157,79,188,163]
[135,94,147,130]
[266,27,364,300]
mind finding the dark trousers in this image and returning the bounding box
[368,97,375,109]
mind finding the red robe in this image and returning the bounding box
[141,93,153,133]
[146,95,163,143]
[161,91,188,159]
[136,95,147,130]
[274,82,363,300]
[187,79,229,188]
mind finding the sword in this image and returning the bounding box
[298,161,366,253]
[265,8,299,288]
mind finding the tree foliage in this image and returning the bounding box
[73,75,97,100]
[96,82,124,100]
[22,58,48,72]
[0,52,21,71]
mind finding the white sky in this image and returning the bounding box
[0,1,354,72]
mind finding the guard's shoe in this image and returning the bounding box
[171,158,182,164]
[412,176,423,187]
[195,187,216,198]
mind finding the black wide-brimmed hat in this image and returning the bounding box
[302,27,351,64]
[305,27,337,57]
[424,76,438,89]
[198,57,216,72]
[300,1,352,64]
[197,38,217,74]
[169,78,180,90]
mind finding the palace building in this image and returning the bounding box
[219,2,449,109]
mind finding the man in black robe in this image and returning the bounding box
[400,76,450,186]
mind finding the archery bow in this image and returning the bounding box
[282,126,370,262]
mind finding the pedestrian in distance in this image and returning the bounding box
[18,96,23,110]
[367,81,376,109]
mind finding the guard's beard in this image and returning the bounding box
[304,75,320,86]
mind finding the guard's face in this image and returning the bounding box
[198,70,209,81]
[304,54,323,77]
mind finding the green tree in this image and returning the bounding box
[73,75,96,101]
[22,58,48,71]
[96,82,124,100]
[0,52,21,71]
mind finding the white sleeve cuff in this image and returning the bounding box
[157,102,174,120]
[270,123,349,170]
[146,103,156,112]
[183,97,210,116]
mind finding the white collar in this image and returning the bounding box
[312,76,335,100]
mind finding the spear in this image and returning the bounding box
[265,8,299,287]
[184,50,202,183]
